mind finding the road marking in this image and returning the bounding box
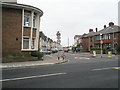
[112,67,120,70]
[92,68,112,71]
[74,57,90,60]
[92,67,120,71]
[0,72,67,82]
[75,57,78,59]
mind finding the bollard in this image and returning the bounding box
[108,51,112,57]
[93,51,96,57]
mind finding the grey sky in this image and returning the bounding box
[18,0,119,47]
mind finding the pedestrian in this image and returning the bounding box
[61,52,66,60]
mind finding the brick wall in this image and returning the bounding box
[23,27,31,36]
[2,7,22,56]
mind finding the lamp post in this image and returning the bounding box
[111,28,115,54]
[100,33,103,58]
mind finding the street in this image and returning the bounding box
[2,52,119,88]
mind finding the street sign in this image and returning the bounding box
[100,40,103,44]
[57,40,61,43]
[56,31,61,36]
[57,36,61,39]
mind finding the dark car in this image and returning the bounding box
[76,48,80,52]
[64,49,69,52]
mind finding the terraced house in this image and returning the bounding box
[82,22,120,54]
[2,2,43,56]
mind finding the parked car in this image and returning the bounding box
[64,49,69,52]
[40,49,52,55]
[76,48,80,52]
[51,48,58,53]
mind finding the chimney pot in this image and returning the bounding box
[89,29,93,33]
[109,22,114,27]
[104,25,106,28]
[95,28,98,32]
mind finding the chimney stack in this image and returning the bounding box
[104,25,106,28]
[89,29,93,33]
[95,28,98,32]
[109,22,114,27]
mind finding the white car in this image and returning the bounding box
[40,49,52,55]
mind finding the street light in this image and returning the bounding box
[111,28,115,54]
[100,33,103,58]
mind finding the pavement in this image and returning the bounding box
[0,54,68,69]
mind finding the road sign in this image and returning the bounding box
[57,36,61,39]
[56,31,61,36]
[57,40,61,43]
[100,40,103,44]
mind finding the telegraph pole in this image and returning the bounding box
[68,37,69,48]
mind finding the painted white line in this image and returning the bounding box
[0,72,67,82]
[92,67,112,71]
[112,67,120,70]
[75,57,78,59]
[92,67,120,71]
[75,57,90,60]
[79,57,90,60]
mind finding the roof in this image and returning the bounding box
[93,25,120,36]
[2,2,43,16]
[83,25,120,38]
[74,35,81,39]
[83,31,95,38]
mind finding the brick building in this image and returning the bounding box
[2,2,43,56]
[82,22,120,54]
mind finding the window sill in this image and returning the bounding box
[21,49,38,51]
[24,26,31,28]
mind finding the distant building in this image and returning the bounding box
[2,2,43,56]
[82,29,95,51]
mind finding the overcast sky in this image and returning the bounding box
[18,0,119,47]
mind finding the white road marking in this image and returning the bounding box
[75,57,78,59]
[92,67,120,71]
[112,67,120,70]
[74,57,90,60]
[79,57,90,59]
[92,68,112,71]
[0,72,67,82]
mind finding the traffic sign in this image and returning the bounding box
[100,40,103,44]
[57,36,61,39]
[56,31,61,36]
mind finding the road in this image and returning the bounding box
[2,52,119,88]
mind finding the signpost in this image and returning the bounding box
[56,31,61,60]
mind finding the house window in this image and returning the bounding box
[31,38,35,49]
[23,38,29,49]
[24,13,31,27]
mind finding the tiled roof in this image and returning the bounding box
[83,25,120,37]
[93,25,120,36]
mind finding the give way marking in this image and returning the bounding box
[0,72,67,82]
